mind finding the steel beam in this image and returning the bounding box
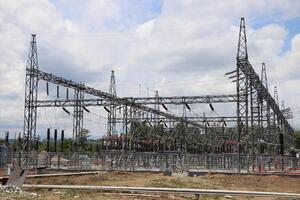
[35,94,237,108]
[31,68,204,128]
[115,116,252,123]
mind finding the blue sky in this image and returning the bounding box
[49,0,300,56]
[251,15,300,53]
[281,17,300,52]
[50,0,163,30]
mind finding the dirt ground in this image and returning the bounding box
[1,171,300,200]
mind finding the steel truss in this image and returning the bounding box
[73,88,84,149]
[115,116,253,123]
[28,68,204,128]
[230,18,293,168]
[108,70,117,136]
[35,94,237,107]
[23,34,39,153]
[22,18,294,159]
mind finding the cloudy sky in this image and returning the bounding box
[0,0,300,138]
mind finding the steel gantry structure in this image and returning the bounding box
[22,18,294,161]
[34,94,238,142]
[35,94,237,107]
[226,18,294,171]
[108,70,117,137]
[33,68,206,125]
[23,34,210,150]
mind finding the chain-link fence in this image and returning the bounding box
[1,150,299,174]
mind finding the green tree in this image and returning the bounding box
[294,130,300,149]
[80,129,90,151]
[62,138,73,152]
[73,129,90,152]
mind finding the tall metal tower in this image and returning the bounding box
[154,90,160,126]
[261,63,268,90]
[281,101,285,112]
[236,18,249,170]
[107,70,117,136]
[260,63,271,153]
[73,87,84,150]
[23,34,39,152]
[274,86,279,106]
[272,86,279,153]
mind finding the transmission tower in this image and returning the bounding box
[73,87,84,151]
[236,17,249,171]
[154,90,160,126]
[261,63,268,90]
[272,86,280,153]
[107,70,117,137]
[274,86,279,105]
[23,34,39,153]
[260,63,271,153]
[281,100,285,112]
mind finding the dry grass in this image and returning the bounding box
[27,171,300,192]
[1,171,299,200]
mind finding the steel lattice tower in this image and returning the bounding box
[23,34,39,153]
[236,18,249,171]
[153,90,160,127]
[272,86,280,153]
[274,86,279,105]
[108,70,117,137]
[281,101,285,111]
[251,68,262,155]
[261,63,268,90]
[260,63,271,153]
[73,87,84,150]
[250,78,261,155]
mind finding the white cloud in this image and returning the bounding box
[135,19,155,39]
[0,0,300,136]
[274,33,300,84]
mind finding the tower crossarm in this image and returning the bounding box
[124,95,237,104]
[36,94,237,107]
[31,68,205,128]
[115,116,247,123]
